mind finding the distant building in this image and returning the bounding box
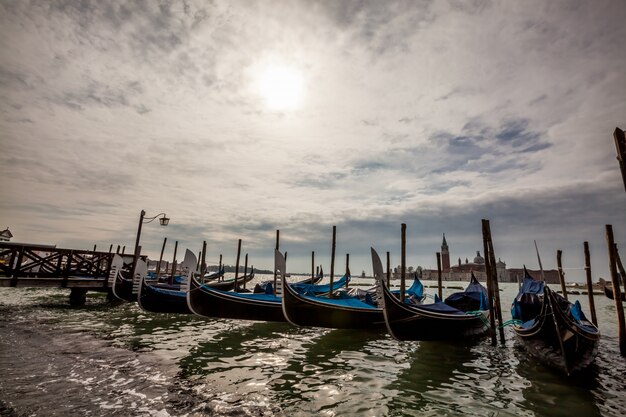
[419,234,560,284]
[0,228,12,242]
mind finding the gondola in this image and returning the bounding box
[511,269,600,375]
[110,254,148,302]
[202,271,255,291]
[599,277,626,301]
[281,250,424,330]
[253,266,324,294]
[373,248,489,341]
[138,272,192,314]
[187,253,347,322]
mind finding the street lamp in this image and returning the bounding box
[131,210,169,280]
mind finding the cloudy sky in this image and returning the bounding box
[1,0,625,280]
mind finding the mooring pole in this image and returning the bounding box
[436,252,443,300]
[274,230,280,294]
[122,246,126,254]
[482,219,497,346]
[156,237,167,281]
[329,226,336,299]
[108,244,113,253]
[196,251,201,272]
[487,234,505,345]
[218,254,223,281]
[557,249,568,300]
[116,245,120,254]
[401,223,406,302]
[311,251,315,279]
[613,127,626,193]
[386,251,391,287]
[316,265,319,277]
[606,224,626,355]
[234,239,242,290]
[616,244,626,291]
[169,241,178,286]
[201,241,207,275]
[243,253,248,290]
[343,253,349,287]
[583,241,598,326]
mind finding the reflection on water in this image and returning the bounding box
[1,280,626,416]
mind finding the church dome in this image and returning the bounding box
[473,251,485,264]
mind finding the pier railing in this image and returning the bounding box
[0,243,138,289]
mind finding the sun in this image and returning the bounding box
[256,65,305,111]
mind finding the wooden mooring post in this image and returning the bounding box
[201,241,207,275]
[169,241,178,285]
[557,249,568,300]
[234,239,242,289]
[311,251,315,279]
[156,237,167,281]
[243,253,248,290]
[615,244,626,291]
[401,224,406,302]
[329,226,336,299]
[273,230,279,294]
[606,224,626,355]
[583,241,598,326]
[482,219,502,345]
[436,252,442,300]
[345,253,350,288]
[386,251,391,287]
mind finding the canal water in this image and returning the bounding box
[1,276,625,416]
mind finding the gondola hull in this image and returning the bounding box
[203,272,255,291]
[138,278,190,314]
[378,279,489,341]
[281,276,385,329]
[187,276,286,322]
[603,284,626,301]
[513,287,599,375]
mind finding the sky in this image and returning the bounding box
[1,0,625,281]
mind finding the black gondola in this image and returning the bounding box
[281,249,427,330]
[253,266,324,294]
[599,278,625,301]
[111,254,147,302]
[187,253,346,322]
[511,269,600,375]
[136,266,226,314]
[373,248,489,341]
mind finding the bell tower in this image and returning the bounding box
[441,233,450,272]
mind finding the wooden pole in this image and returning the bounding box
[583,241,598,326]
[613,127,626,193]
[196,252,201,272]
[615,244,626,291]
[401,223,406,302]
[234,239,242,290]
[218,254,223,281]
[487,234,505,345]
[116,245,120,254]
[557,249,568,300]
[329,226,336,299]
[122,246,126,254]
[481,219,497,346]
[345,253,350,288]
[93,244,97,252]
[201,241,207,275]
[606,224,626,355]
[436,252,442,300]
[316,265,319,277]
[243,253,248,290]
[108,244,113,253]
[156,237,167,281]
[274,230,279,294]
[534,240,546,281]
[169,241,178,285]
[386,251,391,287]
[311,251,315,279]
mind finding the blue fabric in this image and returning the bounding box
[293,275,349,295]
[570,300,584,322]
[300,293,379,309]
[434,294,441,303]
[517,274,544,297]
[150,286,185,297]
[511,299,522,320]
[406,276,424,298]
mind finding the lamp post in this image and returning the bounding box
[131,210,169,281]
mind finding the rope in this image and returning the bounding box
[498,319,523,328]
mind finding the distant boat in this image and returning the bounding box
[511,269,600,375]
[599,278,625,302]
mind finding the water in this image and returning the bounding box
[1,275,625,416]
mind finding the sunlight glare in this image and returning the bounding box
[257,65,305,111]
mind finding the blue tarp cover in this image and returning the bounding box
[300,293,379,309]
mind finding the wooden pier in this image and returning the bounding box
[0,242,141,305]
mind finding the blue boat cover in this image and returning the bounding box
[413,301,466,315]
[300,293,379,309]
[201,285,281,302]
[292,275,350,295]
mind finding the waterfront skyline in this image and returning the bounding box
[1,1,625,281]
